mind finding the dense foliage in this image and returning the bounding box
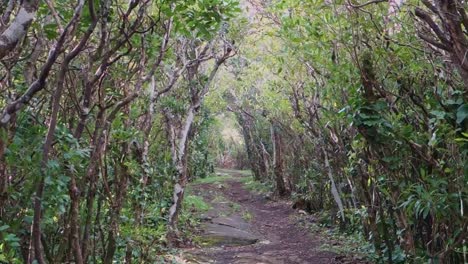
[1,0,467,263]
[0,0,239,262]
[218,0,467,262]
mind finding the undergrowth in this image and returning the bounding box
[293,212,375,262]
[191,175,231,185]
[179,194,212,243]
[240,176,272,194]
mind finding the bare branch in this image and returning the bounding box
[44,0,64,33]
[0,0,87,127]
[415,7,451,47]
[417,32,452,51]
[0,0,39,59]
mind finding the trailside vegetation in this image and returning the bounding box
[0,0,466,263]
[0,0,240,262]
[219,0,467,263]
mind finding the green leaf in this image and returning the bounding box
[456,104,468,124]
[47,159,60,170]
[43,24,59,40]
[430,110,446,120]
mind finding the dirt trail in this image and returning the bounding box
[181,170,364,264]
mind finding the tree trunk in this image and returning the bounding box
[166,40,234,239]
[238,114,261,180]
[271,123,287,196]
[168,107,195,231]
[323,150,345,222]
[0,0,39,59]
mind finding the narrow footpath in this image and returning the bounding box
[179,170,367,264]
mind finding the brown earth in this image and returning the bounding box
[178,170,368,264]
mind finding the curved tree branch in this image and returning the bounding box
[415,7,451,46]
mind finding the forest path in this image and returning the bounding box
[178,169,364,264]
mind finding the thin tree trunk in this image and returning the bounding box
[28,1,90,260]
[104,160,129,264]
[271,124,287,196]
[238,114,261,180]
[168,107,195,230]
[323,150,345,221]
[0,0,39,59]
[166,39,234,240]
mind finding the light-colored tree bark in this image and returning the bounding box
[167,39,236,235]
[323,149,345,221]
[0,0,39,59]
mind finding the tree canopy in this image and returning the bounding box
[0,0,466,263]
